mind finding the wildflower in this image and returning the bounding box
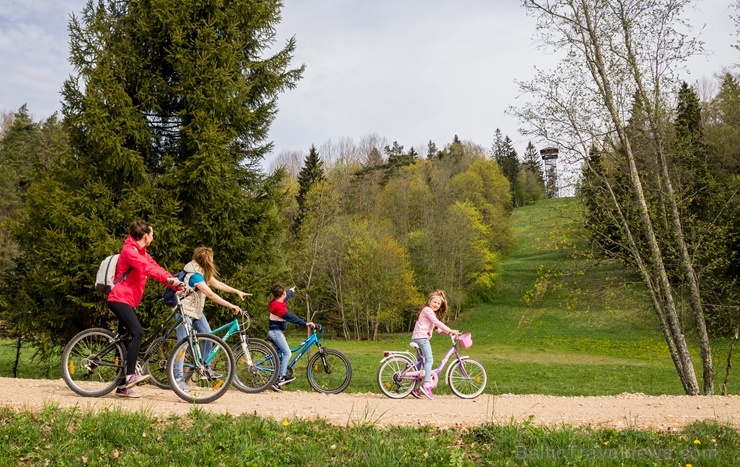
[282,420,290,427]
[693,439,700,445]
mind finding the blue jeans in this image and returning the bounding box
[411,337,433,385]
[267,329,292,378]
[174,314,213,380]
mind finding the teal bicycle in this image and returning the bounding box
[210,311,280,393]
[266,324,352,394]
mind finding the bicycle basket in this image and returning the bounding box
[458,332,473,349]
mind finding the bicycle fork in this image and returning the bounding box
[238,332,255,367]
[315,346,332,375]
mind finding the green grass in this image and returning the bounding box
[3,197,739,396]
[1,405,738,466]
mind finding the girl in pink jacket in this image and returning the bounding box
[107,220,182,397]
[411,290,460,400]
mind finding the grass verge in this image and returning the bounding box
[1,405,737,466]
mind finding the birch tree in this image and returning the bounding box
[515,0,710,394]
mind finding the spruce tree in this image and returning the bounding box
[522,141,544,186]
[9,0,303,343]
[293,145,325,234]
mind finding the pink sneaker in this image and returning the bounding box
[115,387,141,398]
[124,373,151,389]
[421,384,434,400]
[410,386,422,399]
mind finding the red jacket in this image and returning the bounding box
[107,236,172,308]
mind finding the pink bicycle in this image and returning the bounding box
[377,332,487,399]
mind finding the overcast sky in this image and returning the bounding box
[1,0,736,168]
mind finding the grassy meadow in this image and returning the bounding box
[3,197,740,466]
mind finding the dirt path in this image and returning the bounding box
[2,377,739,430]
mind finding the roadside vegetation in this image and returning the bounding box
[1,405,738,466]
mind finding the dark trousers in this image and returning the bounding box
[107,301,144,375]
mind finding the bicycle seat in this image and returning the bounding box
[409,342,420,350]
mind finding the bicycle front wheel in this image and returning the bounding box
[61,328,125,397]
[447,358,487,399]
[306,348,352,394]
[142,336,177,389]
[232,338,279,393]
[166,333,235,404]
[377,355,416,399]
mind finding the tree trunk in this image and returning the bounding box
[578,3,700,395]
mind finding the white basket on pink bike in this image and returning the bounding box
[457,332,472,349]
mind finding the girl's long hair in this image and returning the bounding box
[428,290,449,321]
[192,247,217,283]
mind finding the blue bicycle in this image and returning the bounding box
[266,324,352,394]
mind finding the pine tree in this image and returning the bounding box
[293,145,325,234]
[9,0,303,344]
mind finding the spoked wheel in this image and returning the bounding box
[232,338,279,393]
[166,333,235,404]
[447,358,487,399]
[143,336,177,389]
[61,328,126,397]
[377,355,416,399]
[307,348,352,394]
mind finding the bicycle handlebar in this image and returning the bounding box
[238,309,252,329]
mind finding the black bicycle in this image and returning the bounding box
[61,298,186,397]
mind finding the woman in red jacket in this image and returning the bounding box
[107,220,182,397]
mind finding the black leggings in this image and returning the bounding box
[107,301,144,375]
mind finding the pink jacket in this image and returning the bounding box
[107,236,172,308]
[411,306,453,339]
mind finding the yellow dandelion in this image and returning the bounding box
[693,439,700,445]
[282,420,290,427]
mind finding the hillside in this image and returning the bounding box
[459,197,696,396]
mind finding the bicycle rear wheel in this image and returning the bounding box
[232,338,279,393]
[447,358,487,399]
[306,348,352,394]
[142,336,177,389]
[61,328,125,397]
[377,355,416,399]
[166,333,234,404]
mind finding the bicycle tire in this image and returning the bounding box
[377,354,416,399]
[142,336,177,389]
[166,333,235,404]
[306,348,352,394]
[232,338,279,393]
[61,328,126,397]
[447,357,487,399]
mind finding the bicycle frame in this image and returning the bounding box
[284,332,321,369]
[387,337,471,387]
[99,307,182,370]
[139,309,183,360]
[210,316,255,367]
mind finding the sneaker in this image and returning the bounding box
[203,367,223,380]
[277,375,295,386]
[115,387,141,398]
[421,384,434,400]
[176,379,191,393]
[271,383,283,392]
[410,386,422,399]
[124,373,151,389]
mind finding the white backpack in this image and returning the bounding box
[94,254,132,295]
